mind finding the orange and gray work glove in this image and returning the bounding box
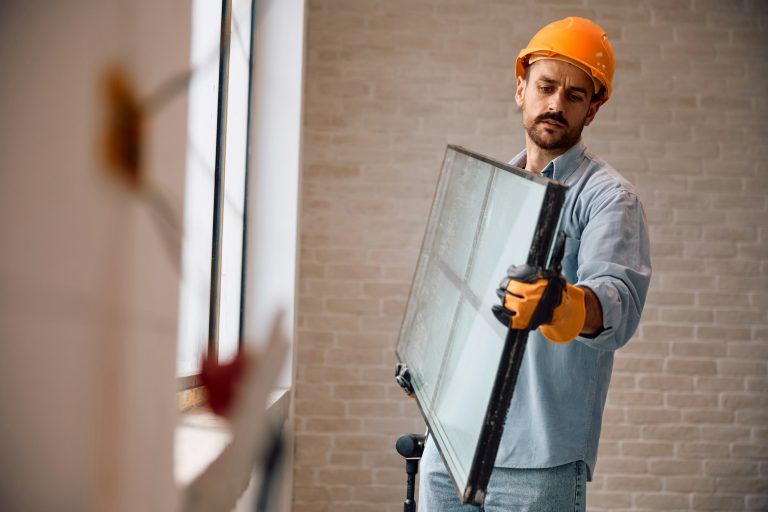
[491,264,587,344]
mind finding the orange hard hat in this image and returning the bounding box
[516,17,615,101]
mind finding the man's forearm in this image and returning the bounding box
[577,285,603,335]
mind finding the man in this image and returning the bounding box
[419,17,652,511]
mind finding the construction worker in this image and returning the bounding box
[419,17,652,511]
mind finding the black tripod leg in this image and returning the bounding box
[404,458,419,512]
[396,433,426,512]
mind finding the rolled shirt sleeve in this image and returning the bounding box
[575,189,652,351]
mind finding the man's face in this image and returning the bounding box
[515,59,603,152]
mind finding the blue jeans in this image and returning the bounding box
[419,437,586,511]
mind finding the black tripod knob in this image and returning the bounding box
[396,434,426,512]
[396,433,426,459]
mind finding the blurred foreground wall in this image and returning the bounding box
[295,1,768,511]
[0,0,189,510]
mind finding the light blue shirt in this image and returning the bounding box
[496,140,652,479]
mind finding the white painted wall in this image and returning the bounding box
[244,0,306,389]
[0,0,190,509]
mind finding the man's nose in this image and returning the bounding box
[548,90,566,112]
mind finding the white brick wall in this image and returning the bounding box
[295,1,768,510]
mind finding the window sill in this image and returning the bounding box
[174,386,291,486]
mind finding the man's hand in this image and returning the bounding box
[492,264,587,344]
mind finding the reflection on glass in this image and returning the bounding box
[469,172,546,312]
[396,146,564,503]
[433,300,503,485]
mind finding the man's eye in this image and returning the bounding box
[568,94,584,102]
[539,86,553,93]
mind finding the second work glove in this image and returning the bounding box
[491,264,587,344]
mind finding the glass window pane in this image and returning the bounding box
[396,146,565,504]
[431,299,502,485]
[218,0,254,362]
[468,171,546,306]
[176,0,223,377]
[433,153,489,280]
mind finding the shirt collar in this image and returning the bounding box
[509,140,587,182]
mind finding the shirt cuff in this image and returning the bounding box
[575,279,621,349]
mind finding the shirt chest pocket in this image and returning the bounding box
[562,236,581,284]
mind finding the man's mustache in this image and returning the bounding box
[535,113,568,127]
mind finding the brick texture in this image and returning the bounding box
[295,1,768,510]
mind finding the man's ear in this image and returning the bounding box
[584,98,604,126]
[515,75,526,108]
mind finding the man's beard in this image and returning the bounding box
[525,112,584,151]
